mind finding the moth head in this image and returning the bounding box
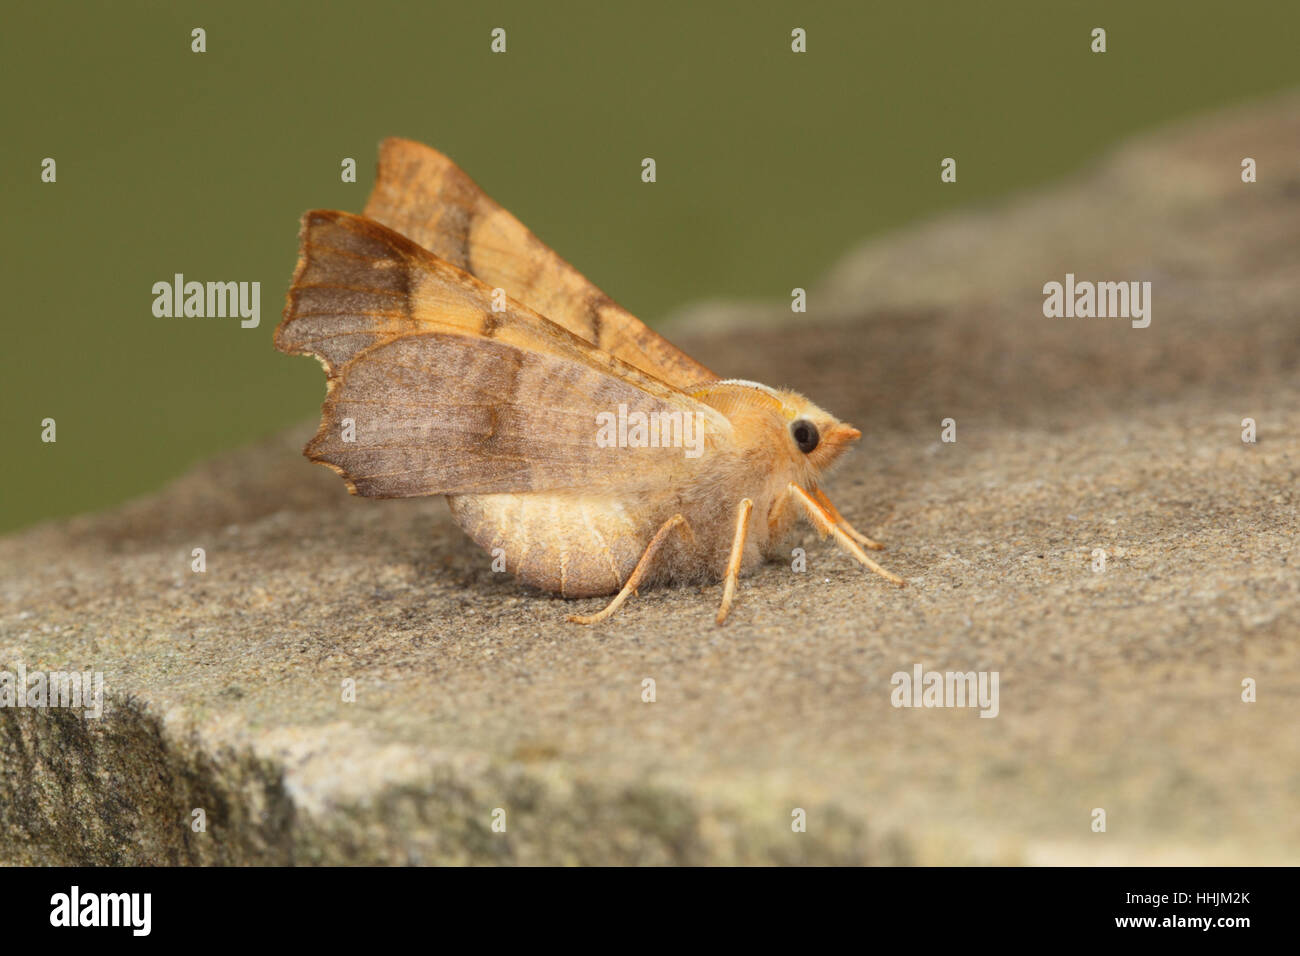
[692,380,861,478]
[782,397,861,475]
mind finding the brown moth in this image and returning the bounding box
[275,138,904,624]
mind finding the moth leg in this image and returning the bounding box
[767,491,791,537]
[812,488,886,551]
[716,498,754,626]
[567,514,691,625]
[789,484,906,587]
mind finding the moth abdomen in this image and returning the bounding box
[448,492,651,598]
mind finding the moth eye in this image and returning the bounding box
[791,419,820,454]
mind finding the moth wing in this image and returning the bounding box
[362,137,718,390]
[274,210,730,497]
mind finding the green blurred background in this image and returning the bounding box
[3,0,1297,533]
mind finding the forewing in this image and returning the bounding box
[362,137,717,389]
[275,210,729,497]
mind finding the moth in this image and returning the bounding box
[275,138,904,625]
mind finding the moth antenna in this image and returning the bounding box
[716,498,754,626]
[812,488,886,551]
[568,514,692,625]
[789,485,906,587]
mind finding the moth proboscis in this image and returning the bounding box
[274,138,905,625]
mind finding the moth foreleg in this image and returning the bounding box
[812,488,886,551]
[567,514,691,625]
[716,498,754,626]
[789,484,905,587]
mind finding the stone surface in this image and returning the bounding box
[2,94,1297,865]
